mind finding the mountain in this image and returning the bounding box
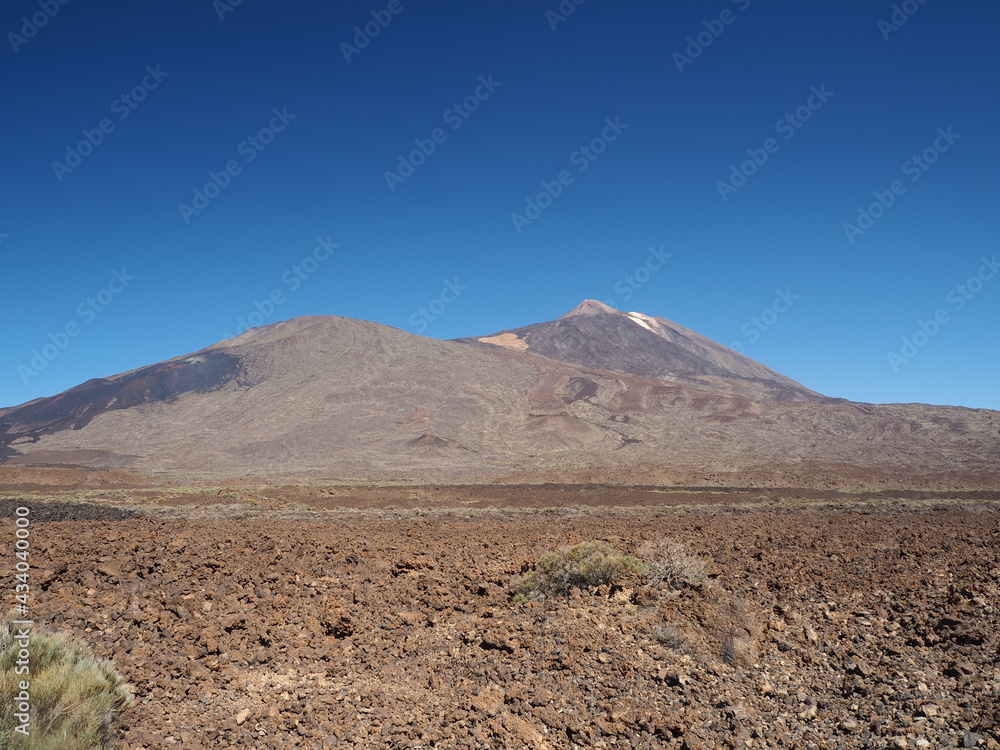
[455,299,815,399]
[1,303,998,488]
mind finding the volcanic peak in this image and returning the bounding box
[558,299,619,318]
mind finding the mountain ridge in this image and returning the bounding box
[1,302,997,488]
[455,299,818,400]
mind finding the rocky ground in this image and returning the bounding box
[1,486,998,749]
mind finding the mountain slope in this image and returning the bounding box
[456,300,815,399]
[1,307,997,488]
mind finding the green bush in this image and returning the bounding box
[514,541,644,601]
[0,614,132,750]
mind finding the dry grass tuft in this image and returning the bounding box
[638,540,709,590]
[0,614,132,750]
[651,624,693,655]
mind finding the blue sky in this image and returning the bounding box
[2,0,998,410]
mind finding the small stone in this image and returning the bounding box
[398,610,423,626]
[236,709,250,726]
[471,684,505,716]
[891,737,907,748]
[96,563,121,577]
[963,732,985,748]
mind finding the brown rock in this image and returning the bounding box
[471,685,505,716]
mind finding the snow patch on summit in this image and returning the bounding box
[625,311,659,333]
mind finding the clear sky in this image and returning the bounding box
[2,0,998,411]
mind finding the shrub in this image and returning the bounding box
[651,624,692,654]
[638,540,708,590]
[0,614,132,750]
[514,541,644,601]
